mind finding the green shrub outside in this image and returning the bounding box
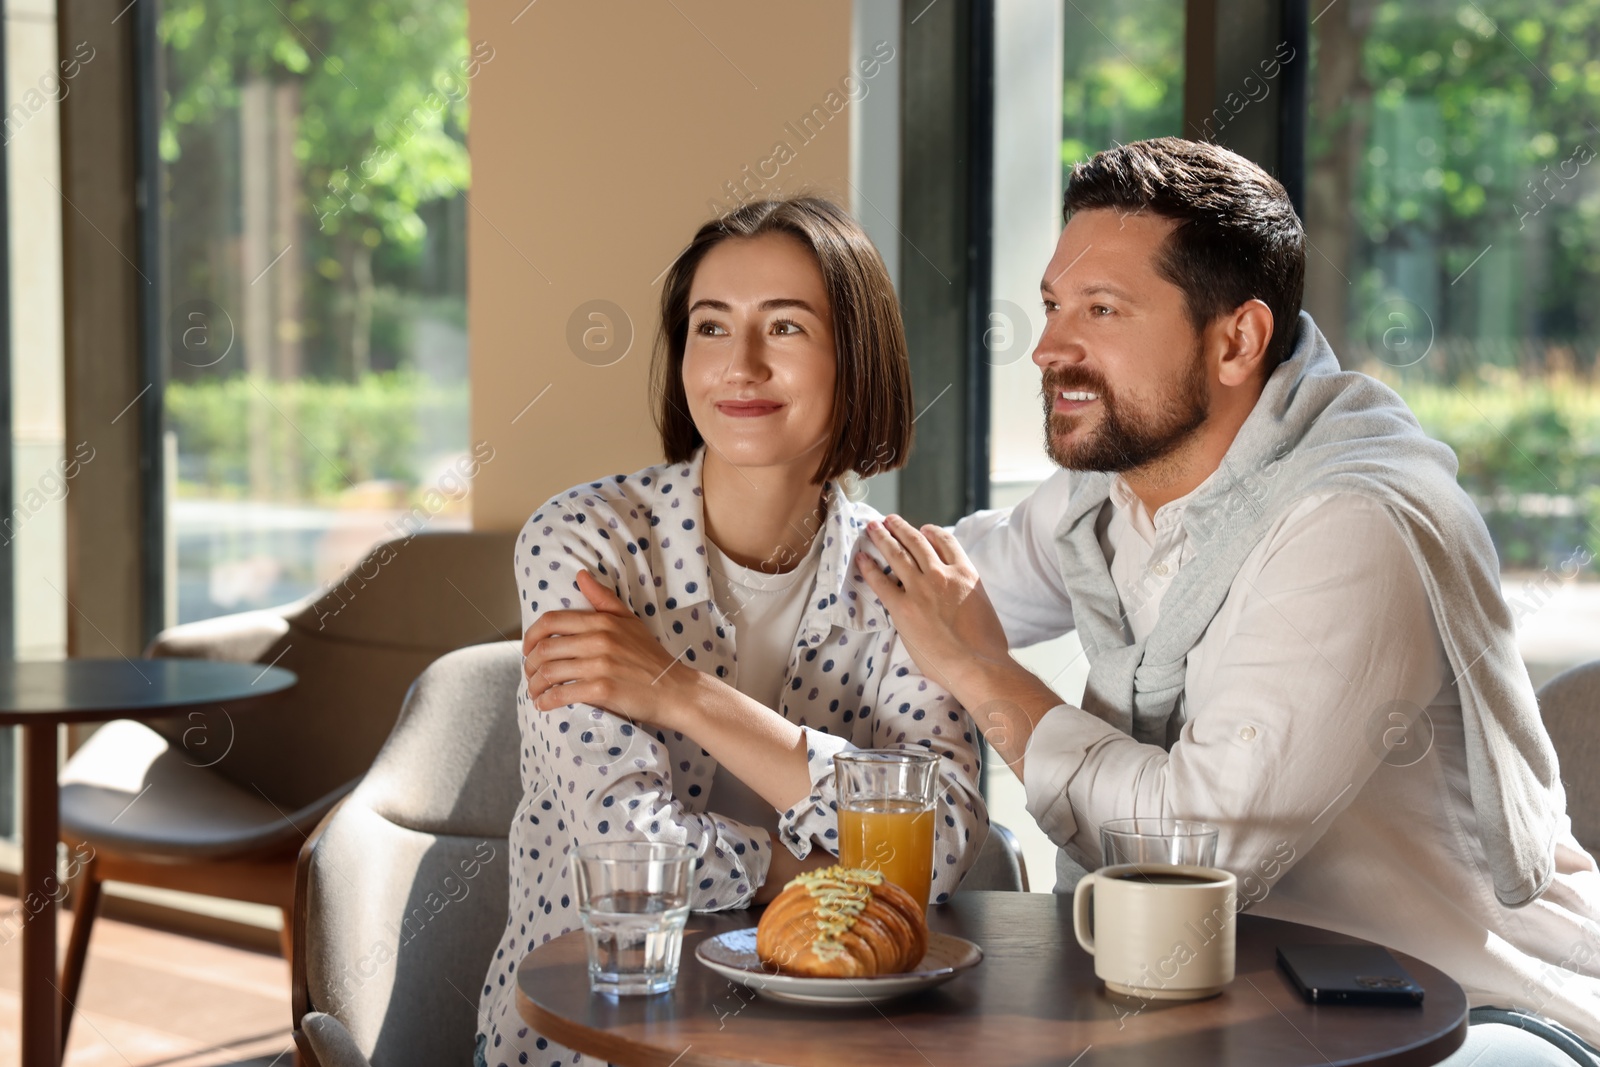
[166,371,469,505]
[1376,368,1600,572]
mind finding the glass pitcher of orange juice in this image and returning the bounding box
[834,749,938,910]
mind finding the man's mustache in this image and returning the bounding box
[1041,368,1112,401]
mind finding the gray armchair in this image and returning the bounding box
[57,530,519,1043]
[292,640,1029,1067]
[1538,659,1600,857]
[963,822,1031,891]
[293,640,521,1067]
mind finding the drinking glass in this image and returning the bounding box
[1099,818,1218,867]
[572,840,694,995]
[834,749,939,909]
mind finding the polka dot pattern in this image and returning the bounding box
[478,447,989,1065]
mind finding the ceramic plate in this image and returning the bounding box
[694,928,983,1004]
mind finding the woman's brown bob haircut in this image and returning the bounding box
[651,196,912,484]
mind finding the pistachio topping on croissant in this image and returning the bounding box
[756,864,928,977]
[791,866,886,961]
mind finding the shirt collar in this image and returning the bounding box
[1107,469,1222,531]
[1108,474,1142,514]
[656,448,892,639]
[809,490,894,641]
[654,447,715,610]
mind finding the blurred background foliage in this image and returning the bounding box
[1333,0,1600,366]
[1060,0,1184,168]
[159,0,473,522]
[160,0,471,248]
[160,0,472,385]
[167,373,470,504]
[1371,373,1600,566]
[1317,0,1600,569]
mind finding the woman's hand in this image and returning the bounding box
[754,832,839,903]
[853,516,1012,691]
[521,570,697,730]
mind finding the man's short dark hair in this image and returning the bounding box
[652,196,912,483]
[1063,137,1307,372]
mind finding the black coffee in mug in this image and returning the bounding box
[1107,871,1217,887]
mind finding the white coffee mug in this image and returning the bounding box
[1072,863,1237,1000]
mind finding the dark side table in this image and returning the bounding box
[0,657,296,1067]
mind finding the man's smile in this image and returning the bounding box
[1053,389,1101,414]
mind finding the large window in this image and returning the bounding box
[156,0,473,626]
[1305,0,1600,684]
[989,0,1186,508]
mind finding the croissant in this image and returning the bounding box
[756,865,929,978]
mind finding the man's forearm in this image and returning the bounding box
[945,655,1066,781]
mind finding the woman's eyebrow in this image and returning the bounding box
[758,298,821,315]
[687,297,822,315]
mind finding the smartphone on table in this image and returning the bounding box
[1277,943,1425,1006]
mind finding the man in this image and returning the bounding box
[857,137,1600,1063]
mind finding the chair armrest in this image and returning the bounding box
[293,794,353,1026]
[144,610,291,664]
[298,1012,372,1067]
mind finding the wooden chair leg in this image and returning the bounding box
[61,854,103,1048]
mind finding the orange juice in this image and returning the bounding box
[838,798,935,909]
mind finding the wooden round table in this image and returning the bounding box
[517,890,1468,1066]
[0,657,297,1067]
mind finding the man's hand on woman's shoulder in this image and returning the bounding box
[854,514,1012,688]
[856,514,1069,778]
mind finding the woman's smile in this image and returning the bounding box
[714,398,786,418]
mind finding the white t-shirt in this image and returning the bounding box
[701,530,825,835]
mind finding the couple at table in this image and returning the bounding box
[479,137,1600,1067]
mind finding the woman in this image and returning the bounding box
[474,197,989,1067]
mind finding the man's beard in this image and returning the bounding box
[1041,345,1210,473]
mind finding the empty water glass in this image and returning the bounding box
[1099,818,1218,868]
[573,840,694,995]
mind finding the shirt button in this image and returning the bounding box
[1152,561,1171,577]
[1238,725,1257,742]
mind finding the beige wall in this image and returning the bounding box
[468,0,860,530]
